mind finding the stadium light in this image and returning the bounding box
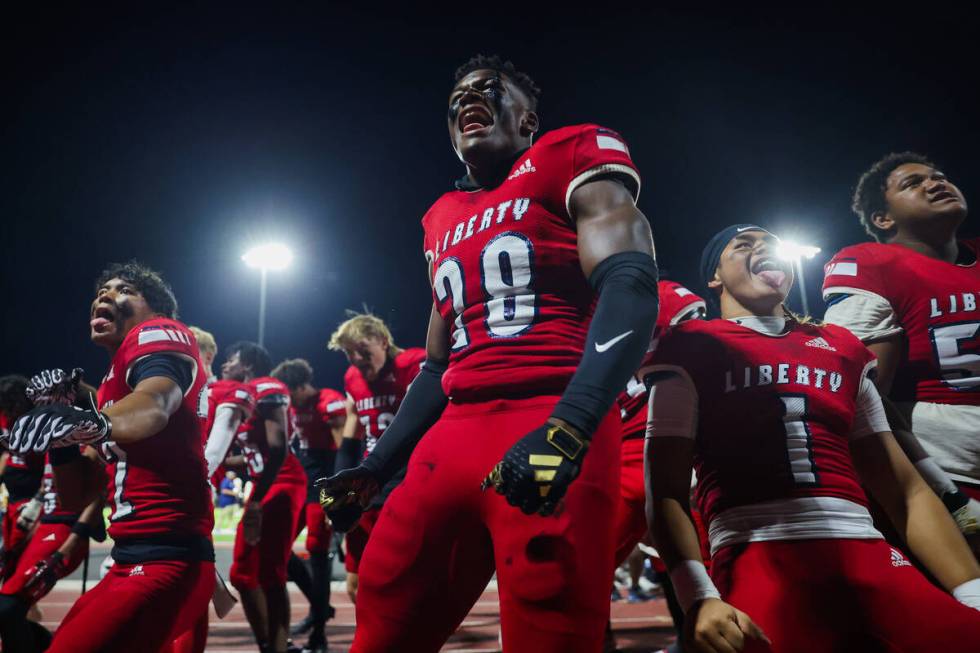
[242,243,293,346]
[775,240,821,316]
[243,243,293,271]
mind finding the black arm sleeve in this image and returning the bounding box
[360,358,448,485]
[128,353,194,394]
[334,437,363,475]
[551,251,659,437]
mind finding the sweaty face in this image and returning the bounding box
[90,278,155,350]
[448,69,535,170]
[343,337,388,382]
[711,231,793,314]
[879,163,968,234]
[221,351,248,382]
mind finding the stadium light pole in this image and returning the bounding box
[776,241,821,316]
[242,243,293,347]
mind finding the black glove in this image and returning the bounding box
[482,423,589,516]
[26,368,84,406]
[315,465,380,533]
[6,394,111,454]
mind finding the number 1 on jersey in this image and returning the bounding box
[779,395,818,486]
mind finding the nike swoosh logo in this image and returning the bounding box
[736,226,755,232]
[595,330,634,353]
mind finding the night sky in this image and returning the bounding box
[2,5,977,389]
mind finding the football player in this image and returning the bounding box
[167,326,252,653]
[4,262,216,653]
[326,313,425,605]
[0,376,44,583]
[647,225,980,653]
[823,153,980,551]
[273,357,346,653]
[318,55,659,651]
[189,326,218,384]
[0,379,105,652]
[222,341,307,653]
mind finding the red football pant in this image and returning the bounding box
[230,479,306,590]
[345,508,380,574]
[303,501,332,555]
[613,437,647,566]
[1,500,31,579]
[711,538,980,652]
[48,560,215,653]
[0,522,87,598]
[163,611,209,653]
[352,397,621,653]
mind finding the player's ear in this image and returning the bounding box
[520,111,539,138]
[707,270,723,292]
[871,210,894,233]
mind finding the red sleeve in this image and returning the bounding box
[251,378,290,405]
[318,388,347,420]
[119,318,201,387]
[211,380,256,412]
[657,281,707,331]
[539,124,641,220]
[821,244,889,299]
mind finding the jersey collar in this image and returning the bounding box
[454,147,530,192]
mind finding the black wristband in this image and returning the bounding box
[942,488,970,514]
[49,445,84,466]
[552,252,659,437]
[334,437,363,475]
[71,520,93,539]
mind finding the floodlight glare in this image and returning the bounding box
[776,241,821,262]
[242,243,293,270]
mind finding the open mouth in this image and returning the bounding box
[931,190,958,203]
[90,305,116,333]
[458,104,493,135]
[751,256,788,290]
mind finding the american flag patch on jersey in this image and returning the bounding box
[138,325,192,346]
[825,260,858,277]
[596,133,629,154]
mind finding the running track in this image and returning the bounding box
[38,582,676,652]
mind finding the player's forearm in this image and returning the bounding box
[342,400,359,440]
[361,359,448,483]
[204,406,241,478]
[649,496,705,569]
[250,446,285,503]
[102,389,175,443]
[899,481,980,590]
[550,252,659,438]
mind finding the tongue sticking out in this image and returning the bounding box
[90,317,111,332]
[757,270,786,290]
[463,121,487,134]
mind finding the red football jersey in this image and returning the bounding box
[823,239,980,405]
[236,376,305,485]
[95,317,213,539]
[293,388,346,451]
[201,379,255,448]
[39,454,79,522]
[618,280,706,439]
[421,124,640,401]
[1,412,45,501]
[345,348,425,453]
[650,319,875,527]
